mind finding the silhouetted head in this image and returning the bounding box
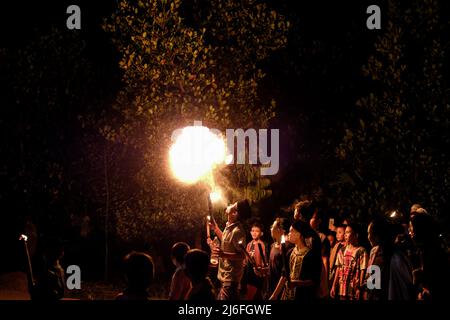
[123,251,154,291]
[409,214,439,247]
[237,199,251,221]
[41,236,64,264]
[171,242,190,267]
[184,249,209,283]
[294,200,314,222]
[310,208,324,231]
[368,217,395,248]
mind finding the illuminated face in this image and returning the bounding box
[344,226,357,245]
[408,221,415,239]
[367,222,377,247]
[288,226,300,243]
[271,222,283,240]
[226,202,238,223]
[171,256,178,267]
[336,227,345,242]
[250,226,262,240]
[310,212,320,230]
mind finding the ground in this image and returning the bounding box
[0,272,169,300]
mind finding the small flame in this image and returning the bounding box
[390,211,397,218]
[209,191,222,203]
[281,235,286,244]
[207,215,211,221]
[19,234,28,241]
[238,240,243,245]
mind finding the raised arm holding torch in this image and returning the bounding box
[257,242,270,277]
[281,234,289,280]
[207,191,222,241]
[206,215,211,240]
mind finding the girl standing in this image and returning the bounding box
[330,223,368,300]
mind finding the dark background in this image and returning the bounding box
[0,0,448,288]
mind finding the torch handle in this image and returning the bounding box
[239,244,257,268]
[257,243,267,265]
[20,238,36,297]
[207,194,213,239]
[206,193,218,237]
[207,195,213,215]
[210,213,216,226]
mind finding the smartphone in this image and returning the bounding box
[328,218,335,231]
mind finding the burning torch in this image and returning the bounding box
[169,124,226,241]
[206,190,222,239]
[19,234,36,298]
[281,234,290,282]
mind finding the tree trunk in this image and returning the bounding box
[104,143,110,281]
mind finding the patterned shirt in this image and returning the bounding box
[281,246,311,300]
[335,245,368,299]
[329,242,344,283]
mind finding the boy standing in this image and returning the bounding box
[210,200,251,300]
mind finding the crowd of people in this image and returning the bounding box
[116,200,449,301]
[23,199,448,301]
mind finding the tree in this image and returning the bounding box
[0,26,121,279]
[335,0,450,223]
[1,28,97,228]
[102,0,289,245]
